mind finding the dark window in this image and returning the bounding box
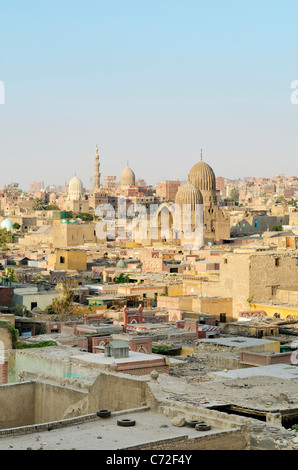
[31,302,37,310]
[275,258,280,267]
[60,256,65,264]
[220,313,226,323]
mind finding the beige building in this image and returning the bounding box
[53,219,97,248]
[183,251,298,318]
[52,249,87,271]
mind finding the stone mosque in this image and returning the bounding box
[55,146,230,246]
[176,150,230,245]
[120,164,136,188]
[133,150,230,247]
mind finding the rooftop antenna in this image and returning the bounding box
[201,149,203,161]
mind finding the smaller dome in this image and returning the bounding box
[120,166,136,186]
[68,176,84,200]
[117,259,126,268]
[1,218,13,230]
[175,181,203,210]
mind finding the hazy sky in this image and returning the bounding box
[0,0,298,191]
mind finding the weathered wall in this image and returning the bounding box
[88,372,148,412]
[126,429,248,451]
[0,328,12,350]
[0,382,35,429]
[249,253,298,303]
[275,288,298,305]
[0,371,149,429]
[34,382,89,423]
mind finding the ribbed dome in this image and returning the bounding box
[1,218,13,230]
[175,181,203,210]
[68,176,84,201]
[120,166,135,186]
[188,160,216,192]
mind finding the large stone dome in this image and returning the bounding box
[120,166,135,187]
[188,160,216,192]
[68,176,84,201]
[175,181,203,210]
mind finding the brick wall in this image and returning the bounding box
[84,313,104,325]
[58,336,88,350]
[184,319,199,338]
[92,336,111,353]
[129,337,152,354]
[240,351,292,366]
[0,287,13,307]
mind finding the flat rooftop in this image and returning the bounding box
[212,363,298,380]
[0,410,219,450]
[198,336,279,349]
[70,350,165,365]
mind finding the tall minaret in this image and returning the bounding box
[93,145,101,191]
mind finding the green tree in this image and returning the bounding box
[6,267,17,284]
[73,212,94,222]
[230,188,239,203]
[272,224,283,232]
[32,198,44,211]
[114,273,130,284]
[50,282,76,318]
[13,222,21,230]
[10,305,31,318]
[0,228,14,246]
[44,204,60,211]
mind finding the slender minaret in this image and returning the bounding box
[93,145,101,191]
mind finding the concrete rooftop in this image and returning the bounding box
[0,409,217,451]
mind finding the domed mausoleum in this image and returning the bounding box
[120,166,136,187]
[175,181,203,210]
[67,176,84,201]
[1,218,13,231]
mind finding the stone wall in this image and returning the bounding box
[0,328,13,350]
[0,382,35,429]
[0,371,150,429]
[126,429,248,451]
[88,372,148,412]
[240,351,292,366]
[34,381,89,423]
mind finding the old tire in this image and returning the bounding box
[97,409,111,418]
[117,418,136,427]
[185,420,205,428]
[195,423,211,431]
